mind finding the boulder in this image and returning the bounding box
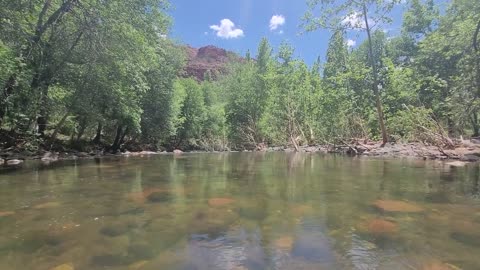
[6,159,23,166]
[373,200,424,213]
[446,161,468,167]
[173,149,183,154]
[460,154,480,162]
[41,152,59,163]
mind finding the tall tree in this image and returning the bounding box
[303,0,401,145]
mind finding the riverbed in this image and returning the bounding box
[0,153,479,270]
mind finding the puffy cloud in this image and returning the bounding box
[210,19,244,39]
[269,15,285,31]
[342,12,372,30]
[346,39,356,47]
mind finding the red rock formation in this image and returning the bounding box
[182,45,239,81]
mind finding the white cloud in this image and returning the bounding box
[342,12,372,30]
[210,19,244,39]
[269,15,285,31]
[346,39,356,47]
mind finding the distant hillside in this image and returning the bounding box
[182,45,241,81]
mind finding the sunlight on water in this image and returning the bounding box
[0,153,479,270]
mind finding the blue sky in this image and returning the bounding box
[168,0,445,65]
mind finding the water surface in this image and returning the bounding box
[0,153,479,270]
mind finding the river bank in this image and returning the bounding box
[2,139,480,169]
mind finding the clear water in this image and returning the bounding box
[0,153,479,270]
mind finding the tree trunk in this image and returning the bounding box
[92,123,102,144]
[51,111,69,141]
[76,117,87,142]
[119,127,129,146]
[110,125,124,153]
[472,112,479,137]
[0,74,16,128]
[363,4,388,146]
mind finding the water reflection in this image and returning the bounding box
[0,153,479,270]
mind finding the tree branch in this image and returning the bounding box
[474,19,480,52]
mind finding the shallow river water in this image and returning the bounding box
[1,153,480,270]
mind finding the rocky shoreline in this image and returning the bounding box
[2,140,480,169]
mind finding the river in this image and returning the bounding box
[0,153,479,270]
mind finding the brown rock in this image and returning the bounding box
[0,211,15,217]
[127,188,168,204]
[422,261,459,270]
[367,219,398,235]
[129,260,149,269]
[33,202,61,209]
[50,263,74,270]
[274,236,294,250]
[183,45,242,81]
[173,149,183,154]
[208,198,235,207]
[373,200,424,213]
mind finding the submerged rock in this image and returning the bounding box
[373,200,424,213]
[0,211,15,217]
[50,264,74,270]
[422,261,461,270]
[366,219,398,236]
[208,197,235,207]
[100,224,130,237]
[91,254,127,267]
[274,236,294,251]
[33,201,61,209]
[129,260,149,270]
[188,207,239,235]
[147,192,172,203]
[450,232,480,247]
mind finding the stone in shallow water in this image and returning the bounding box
[129,260,149,270]
[422,261,460,270]
[274,236,294,251]
[366,219,397,236]
[33,201,61,209]
[49,264,74,270]
[450,232,480,247]
[0,211,15,217]
[373,200,424,213]
[91,254,127,267]
[208,197,235,207]
[147,192,172,203]
[100,224,130,237]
